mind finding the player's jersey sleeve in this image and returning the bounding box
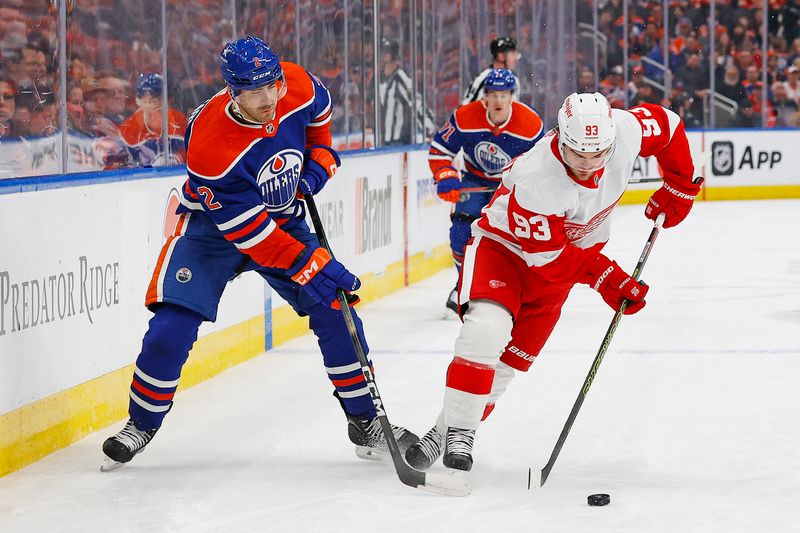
[305,70,333,147]
[428,113,464,174]
[626,104,695,188]
[184,169,306,270]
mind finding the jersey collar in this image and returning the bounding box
[549,134,605,189]
[225,101,279,137]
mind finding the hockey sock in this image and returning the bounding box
[129,303,203,430]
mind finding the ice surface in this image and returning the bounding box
[1,200,798,532]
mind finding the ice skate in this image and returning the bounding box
[346,412,418,461]
[404,425,445,470]
[100,419,158,472]
[443,427,475,472]
[442,285,459,318]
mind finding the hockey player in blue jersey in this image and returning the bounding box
[429,69,545,314]
[101,36,416,471]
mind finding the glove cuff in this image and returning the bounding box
[288,248,332,285]
[582,253,615,290]
[434,166,459,182]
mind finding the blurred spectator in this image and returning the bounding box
[98,72,131,125]
[118,73,187,166]
[16,80,57,137]
[577,68,596,92]
[716,64,748,107]
[782,65,800,102]
[748,82,776,127]
[599,65,629,108]
[0,77,19,137]
[771,82,800,127]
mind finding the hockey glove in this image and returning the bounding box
[645,177,701,229]
[583,253,648,315]
[434,166,462,203]
[298,145,341,196]
[288,247,361,308]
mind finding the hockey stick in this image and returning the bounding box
[304,194,472,497]
[535,210,670,489]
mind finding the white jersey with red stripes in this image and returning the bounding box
[474,104,694,282]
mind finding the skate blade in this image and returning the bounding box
[100,456,124,472]
[355,446,387,462]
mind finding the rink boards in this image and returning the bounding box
[1,129,799,477]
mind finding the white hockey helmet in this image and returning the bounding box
[557,92,615,172]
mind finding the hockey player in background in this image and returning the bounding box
[462,37,521,105]
[101,36,416,471]
[406,92,701,474]
[430,68,544,314]
[118,73,187,167]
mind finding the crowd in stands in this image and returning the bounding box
[581,0,800,128]
[2,0,799,179]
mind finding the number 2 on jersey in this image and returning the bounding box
[512,212,552,241]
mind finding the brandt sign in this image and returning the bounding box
[355,175,392,255]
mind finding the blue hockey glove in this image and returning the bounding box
[434,166,462,203]
[298,145,341,196]
[288,247,360,308]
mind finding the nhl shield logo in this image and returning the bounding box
[176,267,192,283]
[711,141,734,176]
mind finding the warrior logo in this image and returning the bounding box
[176,267,192,283]
[257,149,303,211]
[711,141,734,176]
[474,142,511,175]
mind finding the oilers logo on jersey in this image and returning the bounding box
[474,142,511,175]
[257,149,303,211]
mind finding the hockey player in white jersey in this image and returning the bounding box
[405,92,701,474]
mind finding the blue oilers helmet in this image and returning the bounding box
[136,73,163,97]
[220,36,283,94]
[484,68,516,93]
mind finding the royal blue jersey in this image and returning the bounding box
[429,100,544,181]
[176,62,333,269]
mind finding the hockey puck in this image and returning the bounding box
[587,493,610,506]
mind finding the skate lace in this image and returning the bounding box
[416,426,445,461]
[114,421,151,452]
[365,417,409,442]
[446,428,475,456]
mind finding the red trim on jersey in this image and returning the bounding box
[242,226,306,269]
[331,374,366,387]
[446,356,495,395]
[628,105,697,192]
[131,378,175,401]
[183,180,199,199]
[145,235,177,307]
[454,101,543,139]
[223,211,269,242]
[549,135,605,188]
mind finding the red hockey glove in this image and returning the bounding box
[434,166,462,203]
[288,247,361,308]
[645,178,701,229]
[299,145,341,196]
[582,253,649,315]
